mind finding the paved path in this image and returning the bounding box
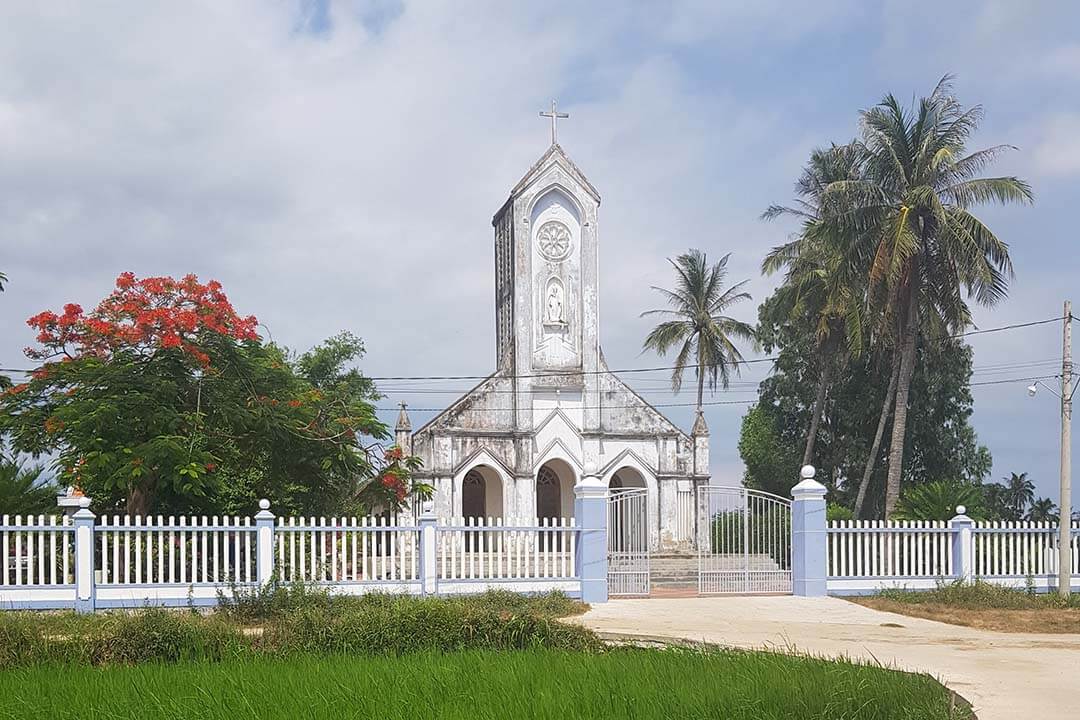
[574,596,1079,720]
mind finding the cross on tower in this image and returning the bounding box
[539,99,569,145]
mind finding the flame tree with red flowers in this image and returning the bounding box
[0,273,428,516]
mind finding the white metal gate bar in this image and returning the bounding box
[607,488,649,596]
[697,487,791,595]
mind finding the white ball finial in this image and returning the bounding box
[258,499,270,511]
[800,465,816,480]
[78,496,91,509]
[955,505,966,515]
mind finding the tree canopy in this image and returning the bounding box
[0,273,421,517]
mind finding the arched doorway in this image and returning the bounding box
[535,459,575,522]
[607,466,650,596]
[460,465,504,521]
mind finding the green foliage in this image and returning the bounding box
[0,647,971,720]
[0,591,595,669]
[876,580,1080,610]
[741,301,991,507]
[1026,497,1058,522]
[736,404,799,498]
[826,503,854,521]
[0,331,400,517]
[0,460,57,517]
[641,250,755,408]
[892,480,984,521]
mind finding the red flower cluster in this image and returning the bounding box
[384,446,404,462]
[26,273,259,367]
[380,473,408,502]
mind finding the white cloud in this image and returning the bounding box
[1031,113,1080,177]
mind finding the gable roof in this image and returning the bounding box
[509,144,601,206]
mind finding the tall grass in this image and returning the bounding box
[0,591,596,668]
[0,648,971,720]
[877,580,1080,609]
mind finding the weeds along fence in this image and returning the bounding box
[0,503,586,611]
[826,517,1080,594]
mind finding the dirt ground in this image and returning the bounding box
[850,597,1080,634]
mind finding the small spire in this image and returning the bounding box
[692,409,709,437]
[395,401,411,432]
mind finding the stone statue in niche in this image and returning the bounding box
[546,281,564,324]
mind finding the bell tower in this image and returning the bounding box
[491,143,601,378]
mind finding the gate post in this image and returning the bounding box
[72,497,96,614]
[575,476,608,603]
[254,499,275,587]
[419,502,438,597]
[791,465,827,597]
[949,506,974,583]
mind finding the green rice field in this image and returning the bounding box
[0,647,970,720]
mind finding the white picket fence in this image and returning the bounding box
[1,515,74,587]
[973,521,1080,579]
[0,509,584,610]
[436,517,577,583]
[827,518,1080,594]
[275,516,419,584]
[828,521,953,579]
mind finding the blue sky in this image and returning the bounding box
[1,1,1077,507]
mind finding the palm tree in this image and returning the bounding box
[1004,471,1035,519]
[0,270,6,292]
[822,76,1032,517]
[893,480,984,521]
[1027,497,1058,523]
[0,460,56,516]
[642,250,755,418]
[763,144,867,468]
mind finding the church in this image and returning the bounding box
[395,118,710,552]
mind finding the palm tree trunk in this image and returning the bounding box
[853,354,899,518]
[802,358,831,467]
[884,281,920,519]
[696,354,705,416]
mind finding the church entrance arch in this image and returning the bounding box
[607,467,650,596]
[535,459,575,522]
[460,466,504,521]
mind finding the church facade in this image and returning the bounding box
[396,143,709,552]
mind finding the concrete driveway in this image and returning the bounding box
[574,596,1079,720]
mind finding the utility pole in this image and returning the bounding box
[1060,300,1073,598]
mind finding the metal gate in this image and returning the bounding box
[607,488,649,596]
[697,486,791,594]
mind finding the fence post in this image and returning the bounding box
[72,497,96,613]
[574,476,608,603]
[419,502,437,597]
[255,499,275,586]
[791,465,827,597]
[949,505,974,582]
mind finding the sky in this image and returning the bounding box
[1,1,1078,507]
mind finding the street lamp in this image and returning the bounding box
[1025,313,1078,597]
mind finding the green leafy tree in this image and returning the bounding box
[1027,497,1058,523]
[0,461,57,517]
[822,77,1032,517]
[980,482,1013,520]
[641,250,755,418]
[1003,471,1035,520]
[762,143,866,467]
[893,480,985,521]
[0,273,415,517]
[741,296,991,506]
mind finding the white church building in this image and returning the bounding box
[396,135,710,552]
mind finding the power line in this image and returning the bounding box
[0,315,1066,381]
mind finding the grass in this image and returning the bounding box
[0,590,597,667]
[0,648,972,720]
[852,581,1080,633]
